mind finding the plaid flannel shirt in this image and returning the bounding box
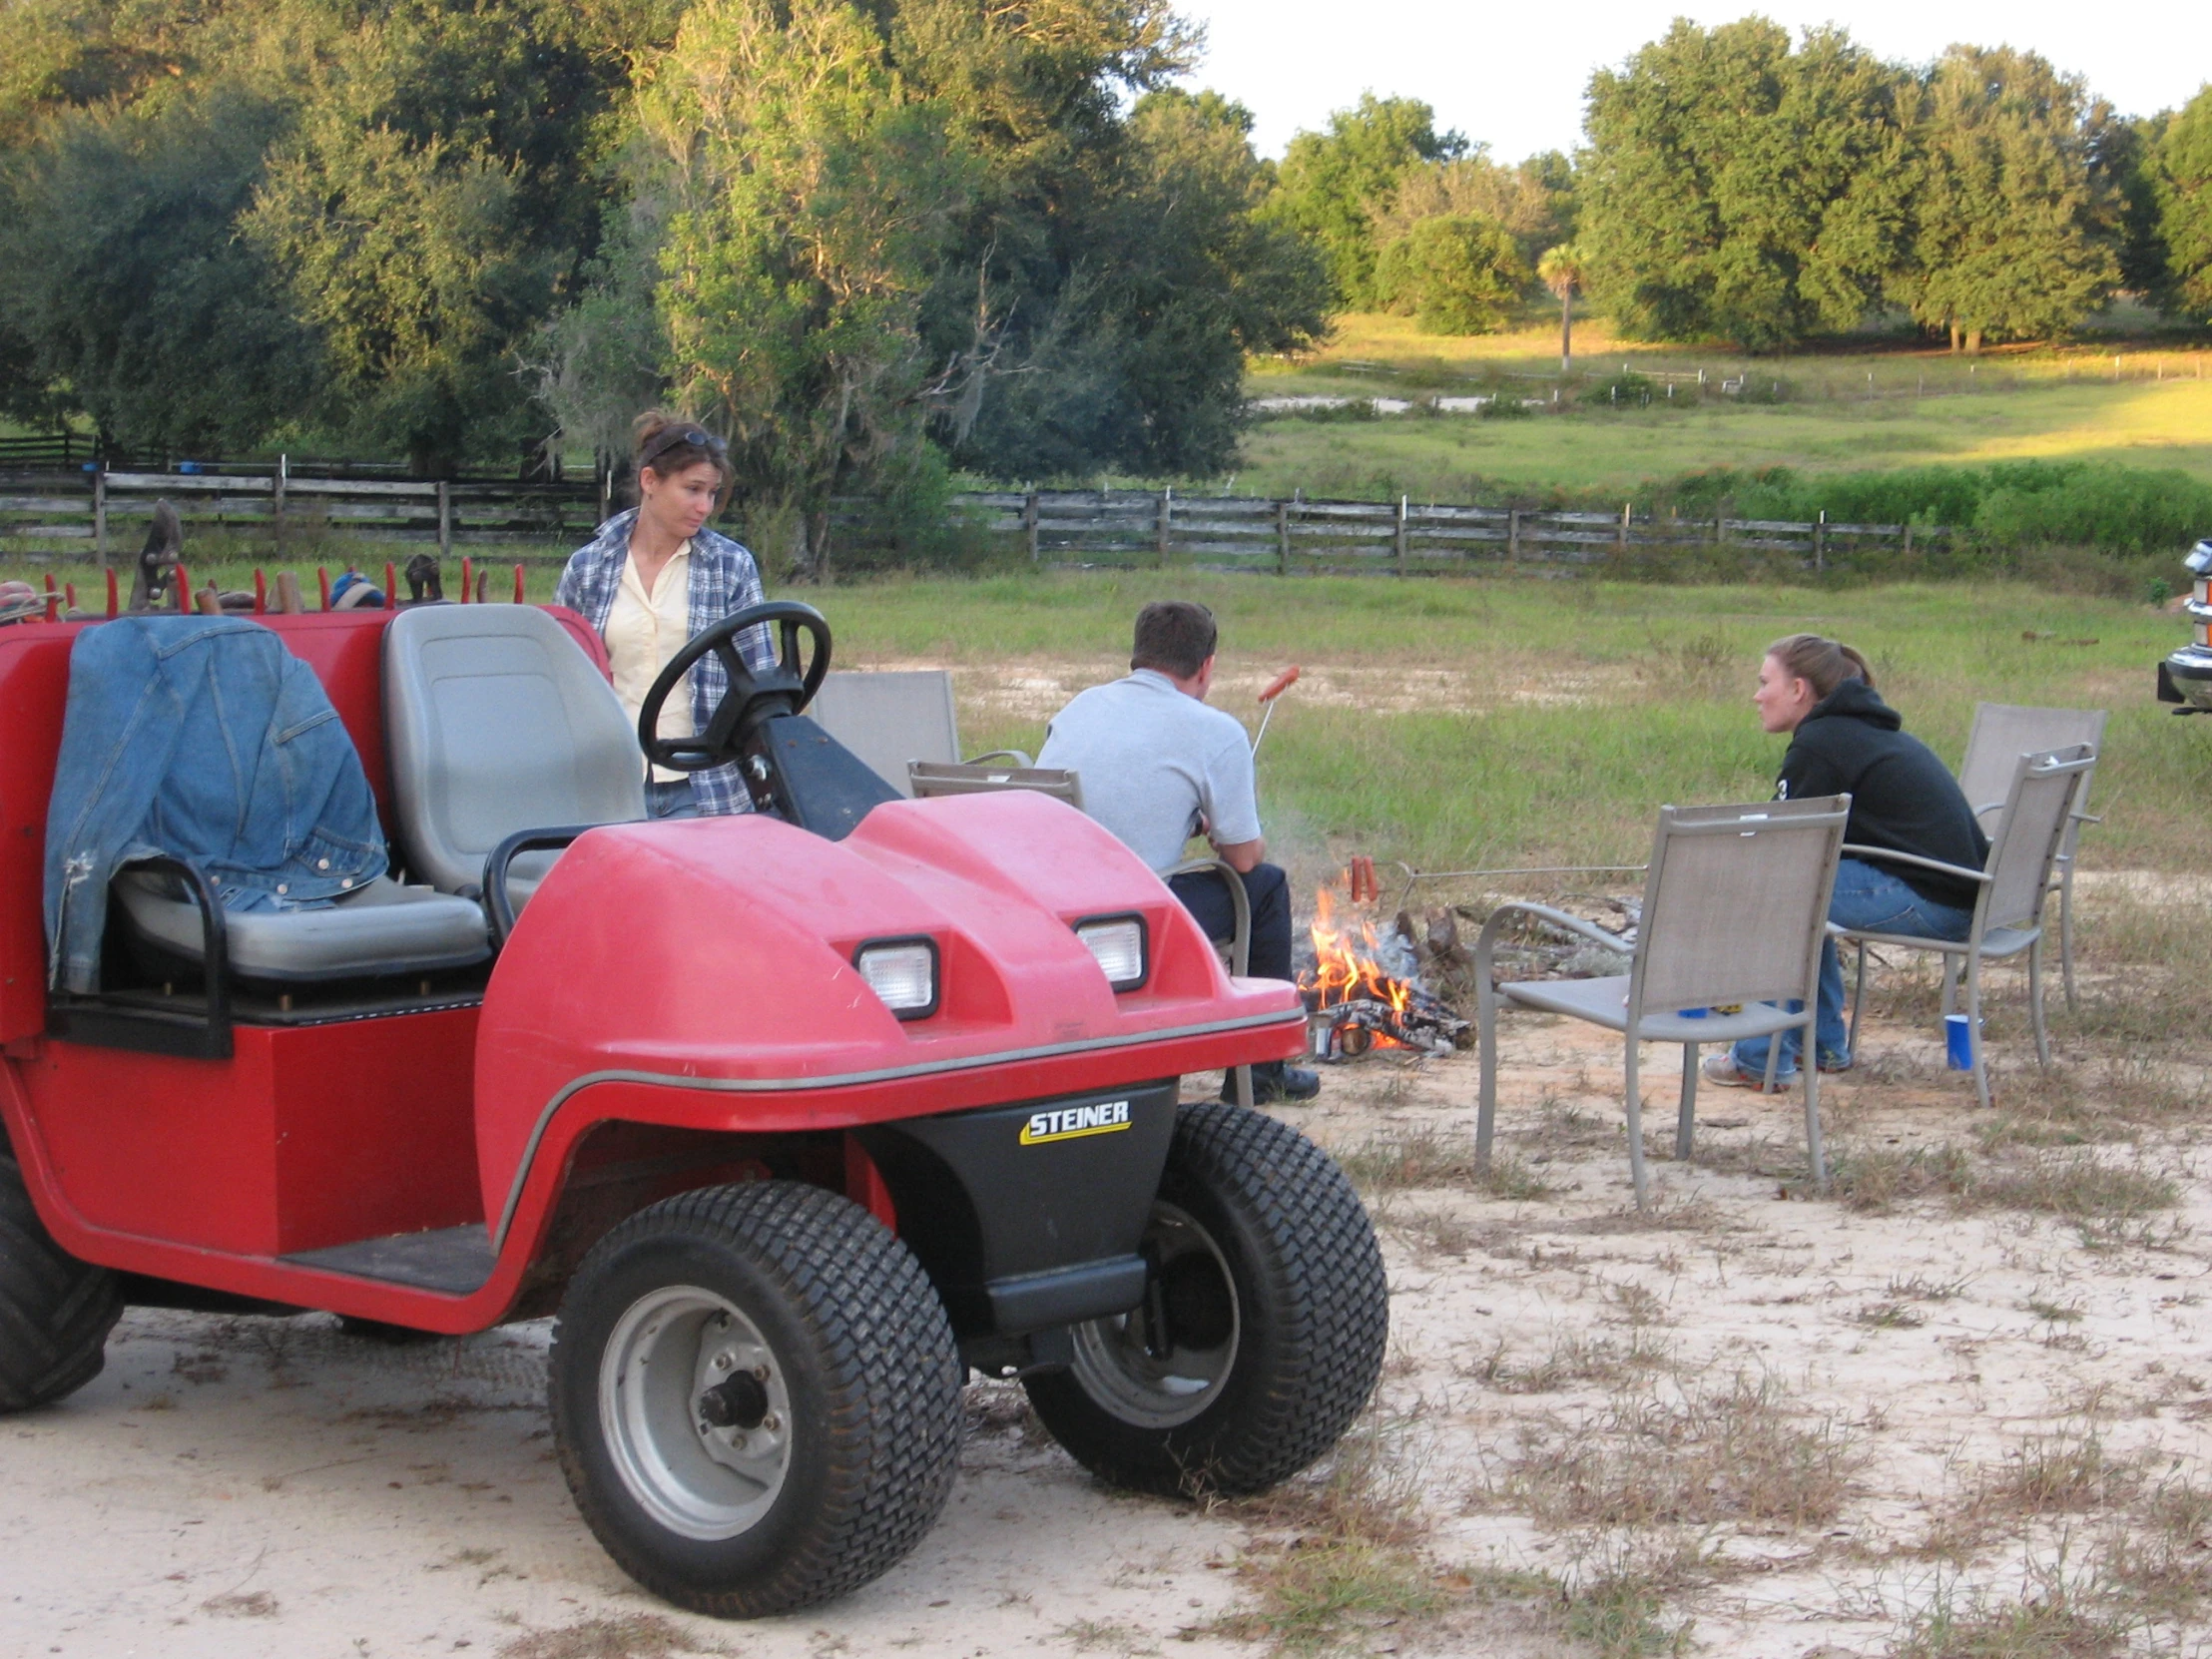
[554,510,776,816]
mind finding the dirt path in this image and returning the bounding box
[9,998,2210,1658]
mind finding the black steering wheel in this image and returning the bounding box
[635,600,832,772]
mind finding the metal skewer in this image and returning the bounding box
[1252,665,1300,757]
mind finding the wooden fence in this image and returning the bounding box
[954,489,1945,574]
[0,469,602,559]
[2,470,1945,575]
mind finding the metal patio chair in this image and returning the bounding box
[1954,704,2106,1011]
[1838,745,2093,1113]
[1475,796,1851,1208]
[809,668,1031,798]
[906,760,1082,810]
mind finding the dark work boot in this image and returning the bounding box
[1223,1062,1322,1105]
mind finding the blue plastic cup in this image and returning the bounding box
[1943,1013,1978,1070]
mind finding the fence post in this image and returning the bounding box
[1714,514,1727,547]
[1814,509,1826,573]
[273,453,287,556]
[1507,508,1520,560]
[1394,495,1408,577]
[1156,487,1171,566]
[1902,522,1914,557]
[1275,499,1290,574]
[93,467,107,559]
[437,480,452,558]
[1024,490,1039,562]
[1618,502,1629,554]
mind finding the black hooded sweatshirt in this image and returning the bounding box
[1776,679,1989,912]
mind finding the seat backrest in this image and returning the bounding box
[383,606,646,892]
[908,760,1083,811]
[1959,704,2107,827]
[810,670,961,798]
[1632,796,1850,1014]
[1980,745,2094,931]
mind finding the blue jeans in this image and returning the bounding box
[1732,857,1972,1077]
[647,779,701,820]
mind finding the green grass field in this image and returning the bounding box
[816,570,2204,884]
[1238,312,2212,503]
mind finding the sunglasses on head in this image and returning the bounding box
[639,424,730,467]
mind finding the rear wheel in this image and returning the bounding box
[1024,1102,1388,1497]
[0,1142,122,1412]
[550,1181,962,1618]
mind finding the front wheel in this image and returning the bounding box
[1024,1102,1388,1496]
[0,1141,122,1412]
[550,1181,962,1618]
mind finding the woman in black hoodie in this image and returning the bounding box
[1707,634,1988,1089]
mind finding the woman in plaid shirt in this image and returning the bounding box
[554,413,778,818]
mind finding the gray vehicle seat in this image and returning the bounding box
[114,869,492,982]
[382,605,647,912]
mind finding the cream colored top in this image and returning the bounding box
[606,540,695,784]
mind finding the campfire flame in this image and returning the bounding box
[1300,886,1415,1048]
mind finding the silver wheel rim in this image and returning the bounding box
[599,1286,793,1541]
[1067,1201,1240,1429]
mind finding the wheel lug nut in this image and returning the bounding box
[712,1353,732,1371]
[752,1364,770,1381]
[762,1412,781,1432]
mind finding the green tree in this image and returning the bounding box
[1374,152,1570,270]
[244,0,640,472]
[0,85,323,451]
[1269,93,1465,309]
[1891,46,2118,350]
[1537,243,1585,373]
[945,87,1329,479]
[1579,19,1913,349]
[1372,214,1526,334]
[2153,84,2212,320]
[639,0,978,577]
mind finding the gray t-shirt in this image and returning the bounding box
[1037,670,1262,873]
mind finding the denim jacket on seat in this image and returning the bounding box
[45,616,387,993]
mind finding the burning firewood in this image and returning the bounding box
[1298,877,1470,1059]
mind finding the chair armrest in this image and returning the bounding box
[964,748,1034,769]
[2068,811,2101,826]
[1473,901,1631,977]
[483,826,596,950]
[1163,855,1251,977]
[1840,843,1989,884]
[113,851,234,1052]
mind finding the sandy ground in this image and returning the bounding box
[9,979,2211,1659]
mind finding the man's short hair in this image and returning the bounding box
[1131,601,1218,679]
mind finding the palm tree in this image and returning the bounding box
[1537,245,1585,376]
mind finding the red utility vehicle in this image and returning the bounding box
[0,598,1387,1617]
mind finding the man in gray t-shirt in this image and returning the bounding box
[1038,601,1317,1103]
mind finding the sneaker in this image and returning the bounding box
[1701,1051,1794,1092]
[1816,1052,1854,1075]
[1223,1064,1321,1105]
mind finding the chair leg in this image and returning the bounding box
[2028,936,2051,1069]
[1232,1064,1254,1111]
[2058,868,2078,1014]
[1476,988,1500,1166]
[1802,1025,1827,1191]
[1966,959,1991,1112]
[1939,955,1958,1020]
[1760,1031,1782,1091]
[1849,940,1869,1061]
[1624,1036,1649,1210]
[1676,1043,1698,1161]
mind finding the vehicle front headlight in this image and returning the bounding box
[1075,915,1148,991]
[854,938,938,1019]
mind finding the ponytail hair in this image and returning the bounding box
[1765,633,1873,699]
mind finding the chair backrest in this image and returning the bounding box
[383,606,646,892]
[809,670,961,798]
[1958,703,2106,829]
[1631,796,1851,1015]
[907,760,1083,811]
[1979,745,2094,931]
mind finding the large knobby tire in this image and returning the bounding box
[0,1142,123,1412]
[550,1181,962,1618]
[1024,1102,1388,1497]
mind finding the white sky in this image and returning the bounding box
[1178,1,2212,161]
